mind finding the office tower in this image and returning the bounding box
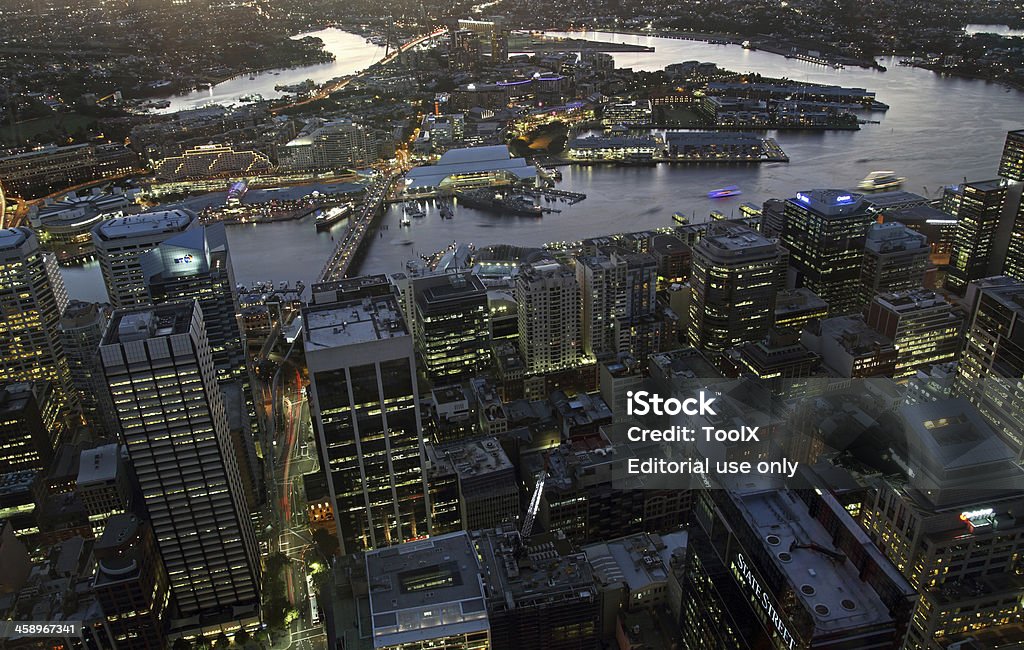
[726,328,821,395]
[412,272,491,382]
[303,294,429,554]
[59,300,114,433]
[944,180,1008,295]
[774,288,828,330]
[282,120,385,170]
[77,443,132,536]
[802,315,898,378]
[93,514,170,648]
[1003,188,1024,282]
[689,222,786,358]
[955,276,1024,459]
[360,532,489,650]
[577,254,625,357]
[865,289,962,381]
[860,222,930,305]
[141,223,245,382]
[517,260,583,374]
[0,227,71,409]
[782,190,873,315]
[613,249,661,362]
[98,302,261,622]
[0,383,51,473]
[682,486,915,650]
[92,209,196,308]
[998,128,1024,181]
[861,399,1024,647]
[0,519,32,594]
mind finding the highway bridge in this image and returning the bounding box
[317,173,394,283]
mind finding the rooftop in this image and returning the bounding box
[788,189,868,217]
[303,296,407,349]
[365,532,488,648]
[76,443,119,487]
[404,145,535,190]
[93,209,195,241]
[0,227,31,252]
[864,222,928,253]
[583,531,687,592]
[414,272,487,311]
[696,222,780,258]
[103,302,195,345]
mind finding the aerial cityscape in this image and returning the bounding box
[1,1,1024,649]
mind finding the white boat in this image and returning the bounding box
[400,215,411,226]
[858,171,905,191]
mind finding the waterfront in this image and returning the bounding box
[156,29,387,114]
[60,29,1024,302]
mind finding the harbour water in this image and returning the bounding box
[60,29,1024,302]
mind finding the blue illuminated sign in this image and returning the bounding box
[796,192,810,204]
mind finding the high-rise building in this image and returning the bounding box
[282,120,386,170]
[77,442,132,536]
[774,288,829,330]
[613,249,661,361]
[93,514,170,649]
[362,531,490,650]
[412,272,491,382]
[0,383,51,474]
[98,302,261,623]
[862,399,1024,648]
[59,300,114,433]
[303,294,429,554]
[682,486,916,650]
[998,128,1024,181]
[782,190,874,315]
[860,222,930,306]
[955,276,1024,459]
[1002,187,1024,282]
[140,223,245,382]
[943,180,1008,295]
[689,222,786,358]
[865,289,963,381]
[577,254,625,357]
[0,227,72,414]
[92,210,196,308]
[517,260,583,374]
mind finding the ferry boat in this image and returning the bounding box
[858,171,905,192]
[400,215,412,227]
[315,204,353,231]
[405,204,426,218]
[708,185,742,199]
[439,204,454,220]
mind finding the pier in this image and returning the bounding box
[317,173,393,283]
[524,187,588,205]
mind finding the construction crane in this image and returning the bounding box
[520,469,546,540]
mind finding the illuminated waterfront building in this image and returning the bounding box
[98,302,261,624]
[282,119,386,170]
[403,145,536,195]
[955,276,1024,459]
[151,143,273,181]
[517,259,584,375]
[0,227,72,413]
[682,485,915,650]
[92,209,197,309]
[566,135,659,162]
[782,190,874,315]
[860,222,930,306]
[141,223,245,383]
[997,128,1024,181]
[865,290,962,382]
[861,399,1024,648]
[28,187,140,261]
[943,180,1008,295]
[412,272,491,382]
[302,294,429,554]
[689,222,787,358]
[601,99,653,126]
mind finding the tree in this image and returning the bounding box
[172,640,192,650]
[214,632,231,649]
[312,527,339,560]
[234,629,251,646]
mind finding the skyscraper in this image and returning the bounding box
[577,254,625,358]
[517,260,583,374]
[303,294,429,554]
[92,209,196,308]
[944,180,1008,295]
[955,275,1024,459]
[98,302,261,622]
[864,289,962,381]
[998,128,1024,182]
[1002,188,1024,282]
[59,300,114,433]
[0,383,51,474]
[689,222,787,358]
[860,222,930,306]
[140,223,245,382]
[0,227,72,413]
[412,272,491,382]
[782,190,873,315]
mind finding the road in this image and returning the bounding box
[317,171,395,282]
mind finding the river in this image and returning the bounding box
[59,28,1024,303]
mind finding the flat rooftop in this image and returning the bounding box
[697,222,779,258]
[414,272,487,311]
[775,288,828,315]
[103,302,195,345]
[77,443,119,487]
[304,296,408,349]
[93,209,194,241]
[365,532,488,648]
[788,189,868,217]
[736,488,891,633]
